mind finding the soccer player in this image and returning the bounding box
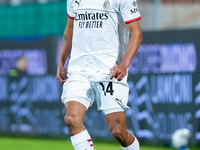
[57,0,142,149]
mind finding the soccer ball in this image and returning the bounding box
[171,128,191,149]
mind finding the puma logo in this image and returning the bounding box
[116,98,122,103]
[115,98,130,110]
[75,0,81,6]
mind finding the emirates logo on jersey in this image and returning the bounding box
[75,12,108,21]
[103,0,110,10]
[75,12,108,28]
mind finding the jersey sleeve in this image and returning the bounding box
[117,0,141,24]
[67,0,75,19]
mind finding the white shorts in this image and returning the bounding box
[61,72,129,115]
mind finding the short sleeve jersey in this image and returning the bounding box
[67,0,141,74]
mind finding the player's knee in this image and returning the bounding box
[111,127,124,140]
[64,114,79,127]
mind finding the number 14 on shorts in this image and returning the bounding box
[99,82,114,96]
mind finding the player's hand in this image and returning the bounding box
[57,64,67,84]
[110,64,128,81]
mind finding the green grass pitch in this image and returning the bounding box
[0,137,199,150]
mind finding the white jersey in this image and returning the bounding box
[67,0,141,74]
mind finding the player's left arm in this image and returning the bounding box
[110,20,142,81]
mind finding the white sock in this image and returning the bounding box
[71,130,94,150]
[121,137,140,150]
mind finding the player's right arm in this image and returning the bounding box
[57,18,74,84]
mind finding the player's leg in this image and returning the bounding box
[105,112,139,150]
[64,101,94,150]
[64,101,87,135]
[95,74,140,150]
[61,73,95,150]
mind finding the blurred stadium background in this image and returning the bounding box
[0,0,200,149]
